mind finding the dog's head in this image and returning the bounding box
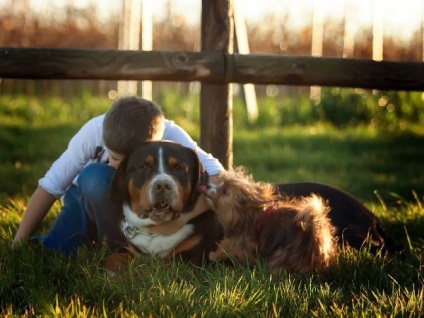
[110,141,208,223]
[202,167,279,229]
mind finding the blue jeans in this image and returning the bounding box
[39,163,126,256]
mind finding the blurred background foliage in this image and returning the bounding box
[1,0,423,131]
[0,0,423,201]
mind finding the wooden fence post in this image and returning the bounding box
[141,0,153,100]
[233,0,258,122]
[118,0,141,96]
[200,0,233,170]
[372,0,384,61]
[310,0,324,103]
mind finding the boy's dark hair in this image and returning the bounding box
[103,96,165,155]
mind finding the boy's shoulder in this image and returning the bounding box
[91,113,106,124]
[73,114,106,141]
[83,114,106,129]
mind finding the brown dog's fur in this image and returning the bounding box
[202,167,337,273]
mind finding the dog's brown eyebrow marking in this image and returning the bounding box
[145,155,154,165]
[168,157,179,166]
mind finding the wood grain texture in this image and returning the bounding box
[200,0,233,169]
[1,48,423,91]
[0,48,224,82]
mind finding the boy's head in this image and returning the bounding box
[103,96,165,158]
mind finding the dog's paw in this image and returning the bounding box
[209,248,228,261]
[105,252,133,273]
[209,250,218,261]
[106,269,121,280]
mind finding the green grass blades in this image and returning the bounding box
[1,92,423,316]
[1,197,423,316]
[233,125,424,202]
[1,93,424,202]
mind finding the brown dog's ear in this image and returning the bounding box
[109,155,130,204]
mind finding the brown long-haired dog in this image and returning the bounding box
[200,167,337,273]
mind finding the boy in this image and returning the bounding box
[12,96,224,255]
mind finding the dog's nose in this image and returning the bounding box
[153,180,173,193]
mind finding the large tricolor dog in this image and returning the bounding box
[109,141,223,266]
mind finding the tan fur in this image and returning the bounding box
[105,252,135,279]
[205,167,337,273]
[166,234,203,259]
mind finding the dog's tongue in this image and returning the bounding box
[154,202,169,212]
[198,185,208,193]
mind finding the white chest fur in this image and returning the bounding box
[120,204,194,258]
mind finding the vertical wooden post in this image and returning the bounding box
[200,0,233,169]
[118,0,141,96]
[310,0,323,103]
[141,0,153,100]
[372,0,384,61]
[343,1,355,58]
[233,0,258,122]
[421,0,424,61]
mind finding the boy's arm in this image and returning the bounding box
[13,117,102,247]
[40,116,103,199]
[208,175,220,184]
[12,186,56,247]
[148,193,210,236]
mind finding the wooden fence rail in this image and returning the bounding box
[1,48,424,91]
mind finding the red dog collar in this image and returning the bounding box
[257,204,278,235]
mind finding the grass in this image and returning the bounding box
[0,201,423,316]
[233,125,424,202]
[0,93,424,316]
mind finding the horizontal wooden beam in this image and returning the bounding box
[231,54,424,91]
[1,48,424,90]
[0,48,225,82]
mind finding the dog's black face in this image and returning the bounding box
[110,141,223,265]
[111,141,208,220]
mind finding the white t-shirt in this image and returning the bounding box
[39,114,224,198]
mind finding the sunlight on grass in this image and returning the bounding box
[0,196,423,316]
[1,93,423,316]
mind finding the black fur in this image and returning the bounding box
[277,182,405,256]
[110,141,223,265]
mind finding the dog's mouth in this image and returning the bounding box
[152,201,171,213]
[139,201,179,220]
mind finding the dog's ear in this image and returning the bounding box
[197,162,209,189]
[109,154,130,203]
[186,147,209,208]
[241,183,271,210]
[238,191,253,210]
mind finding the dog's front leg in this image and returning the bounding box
[105,252,134,279]
[209,237,233,261]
